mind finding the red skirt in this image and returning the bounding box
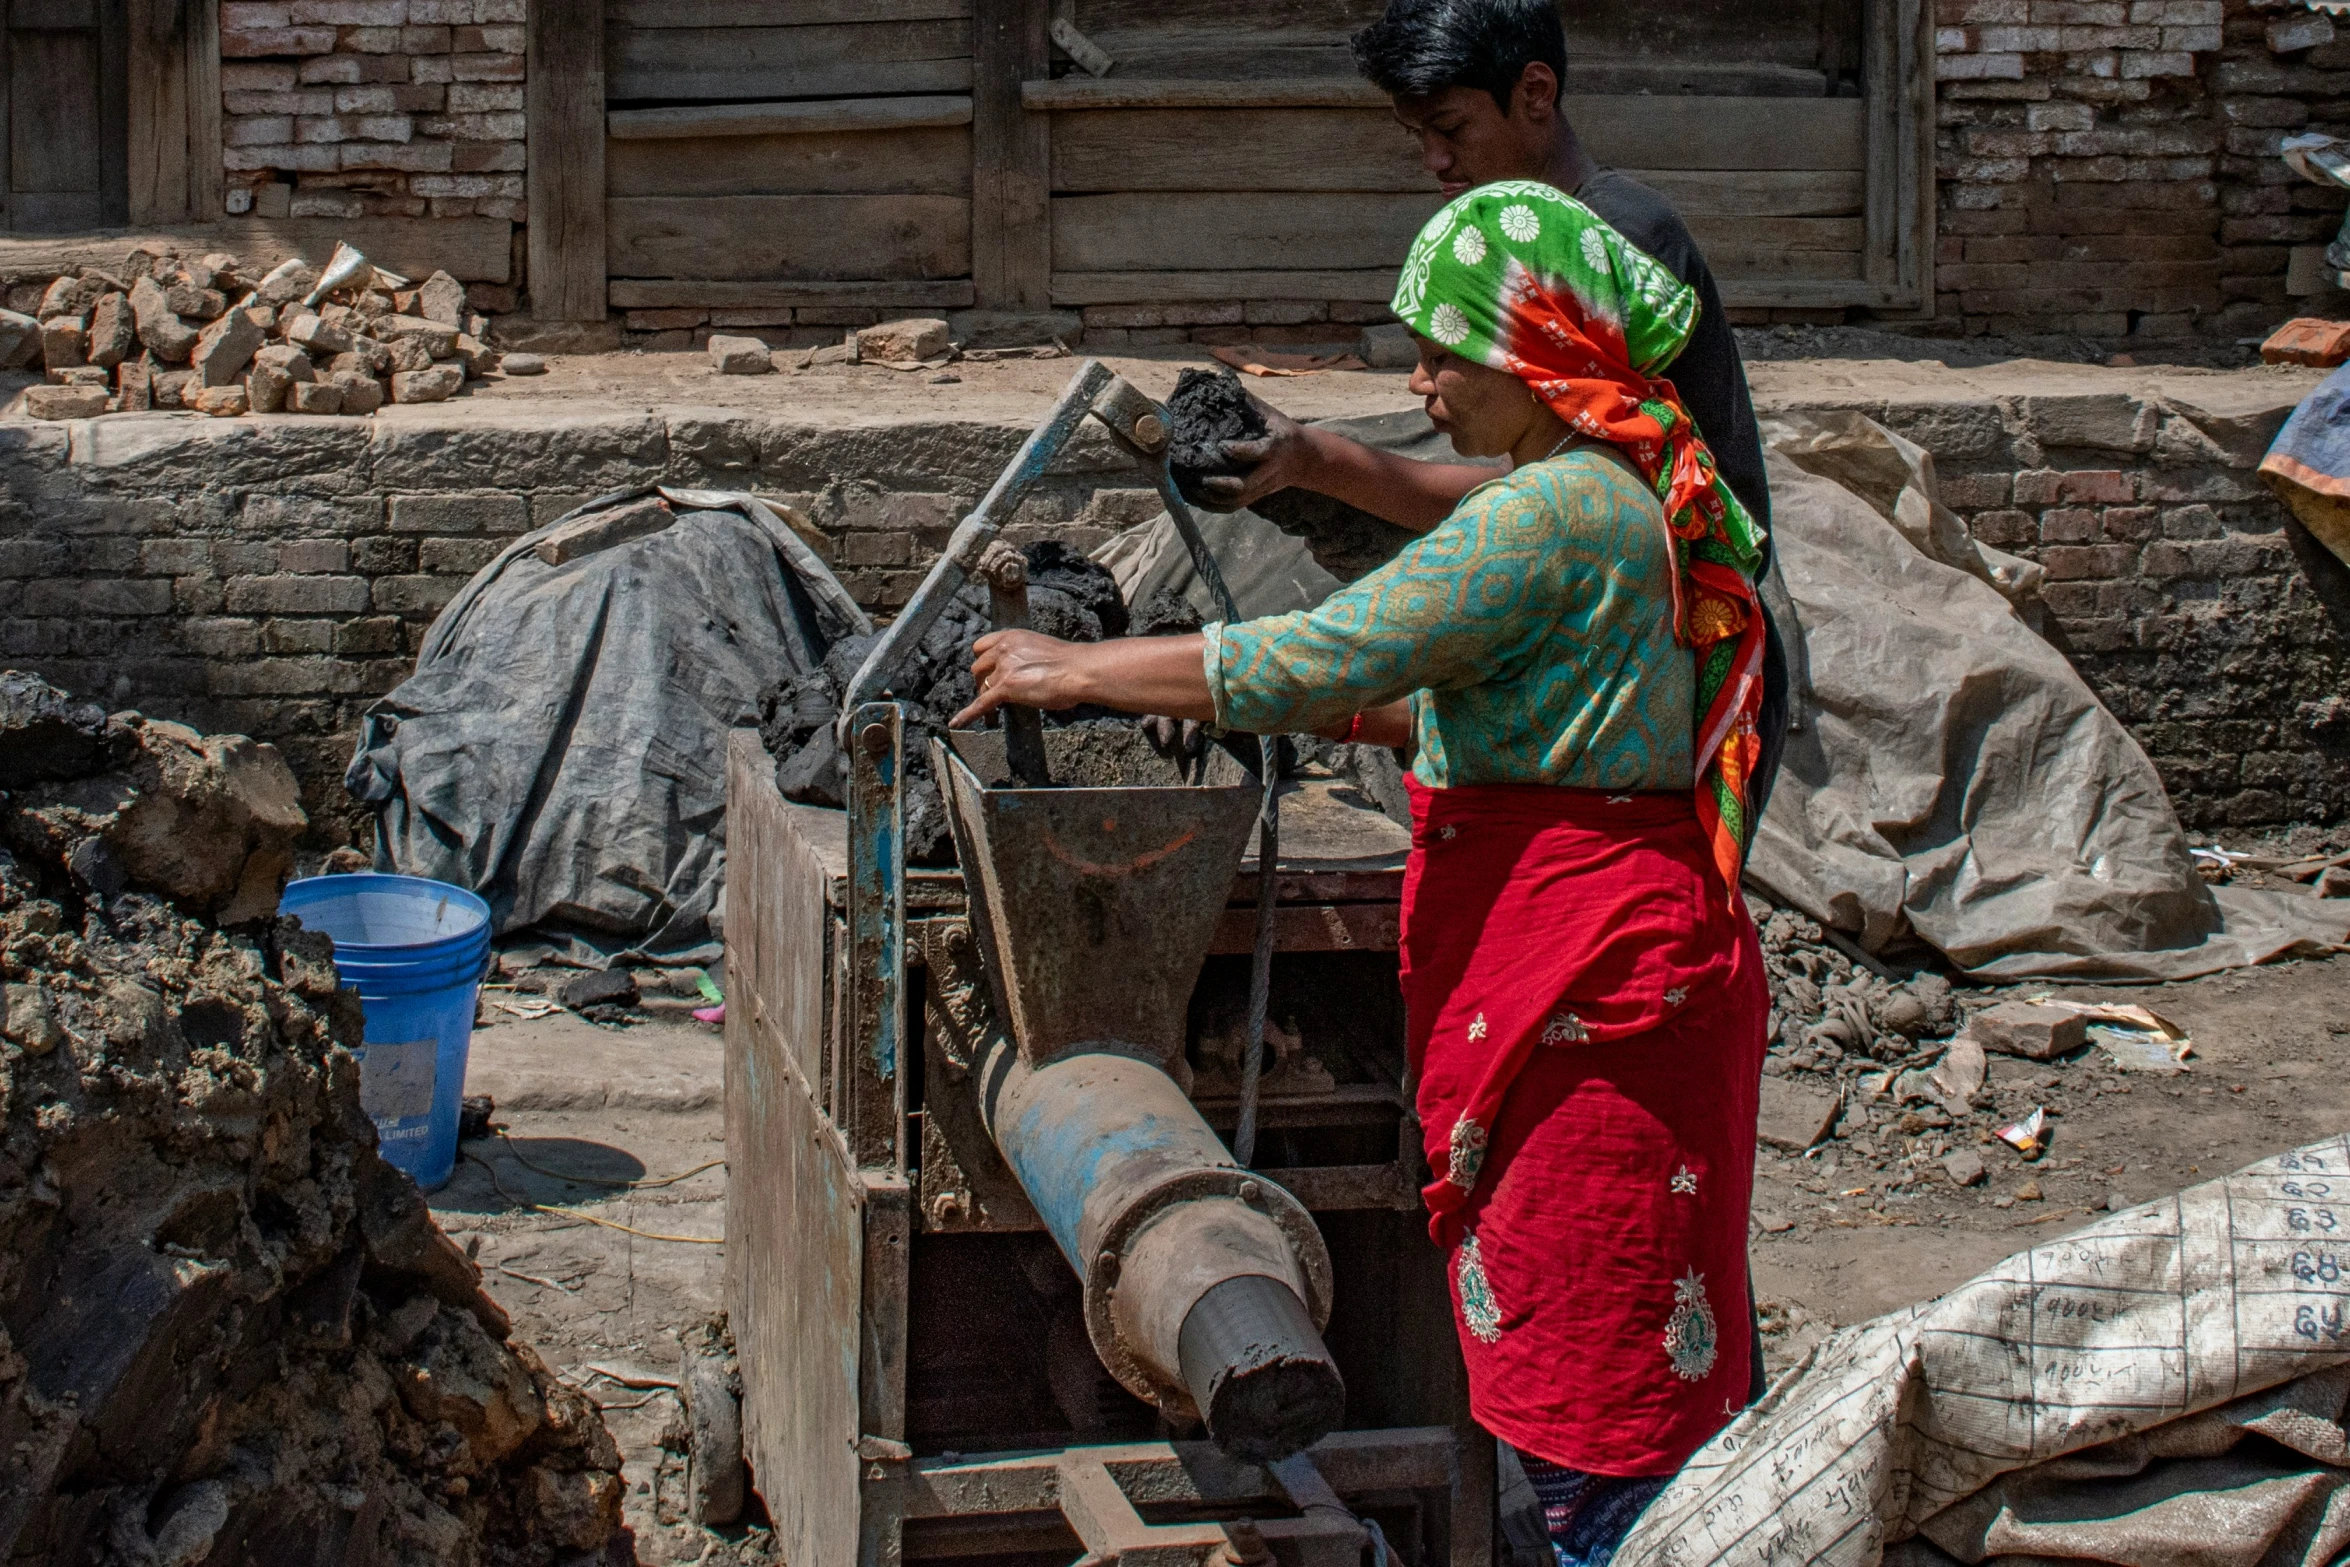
[1400,780,1767,1477]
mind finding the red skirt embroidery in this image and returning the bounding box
[1400,780,1767,1476]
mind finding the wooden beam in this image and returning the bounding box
[971,0,1049,311]
[608,125,969,199]
[526,0,605,321]
[0,215,513,280]
[607,195,970,282]
[126,0,191,223]
[1052,269,1395,306]
[186,0,222,221]
[1051,191,1437,274]
[609,0,967,24]
[1023,75,1387,110]
[609,278,975,310]
[97,0,130,225]
[606,21,972,102]
[608,94,971,141]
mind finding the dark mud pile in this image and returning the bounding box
[0,675,625,1567]
[758,542,1131,863]
[1166,368,1419,583]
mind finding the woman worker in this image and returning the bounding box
[953,182,1770,1562]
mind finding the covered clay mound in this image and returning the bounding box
[0,674,625,1566]
[1166,368,1420,583]
[758,541,1130,863]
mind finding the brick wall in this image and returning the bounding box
[1835,382,2350,825]
[219,0,526,224]
[1,389,2341,837]
[0,412,1155,842]
[1930,0,2350,343]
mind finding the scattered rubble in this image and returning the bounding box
[1166,368,1420,581]
[12,245,503,422]
[0,673,626,1564]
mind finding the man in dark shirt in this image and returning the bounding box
[1196,0,1787,819]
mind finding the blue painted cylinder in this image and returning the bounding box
[281,873,492,1190]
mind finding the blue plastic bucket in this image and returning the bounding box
[281,873,492,1190]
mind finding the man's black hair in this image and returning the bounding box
[1351,0,1568,113]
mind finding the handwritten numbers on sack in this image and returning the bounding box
[2292,1251,2345,1285]
[2287,1207,2340,1234]
[2295,1301,2348,1344]
[2282,1181,2333,1199]
[2279,1152,2331,1174]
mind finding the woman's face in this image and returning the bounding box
[1408,335,1541,459]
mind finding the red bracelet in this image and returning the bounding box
[1343,712,1367,744]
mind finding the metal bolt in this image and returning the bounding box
[1132,411,1168,450]
[1221,1520,1272,1567]
[1237,1180,1262,1207]
[1096,1249,1120,1280]
[859,722,891,757]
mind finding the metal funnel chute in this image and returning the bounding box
[940,728,1258,1076]
[934,730,1347,1461]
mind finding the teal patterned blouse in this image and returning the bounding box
[1203,449,1696,791]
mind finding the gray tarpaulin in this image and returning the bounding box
[1615,1137,2350,1567]
[346,487,869,965]
[1098,408,2349,981]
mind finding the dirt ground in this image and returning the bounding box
[1752,946,2350,1376]
[448,934,2350,1565]
[433,1011,733,1566]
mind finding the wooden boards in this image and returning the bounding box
[971,0,1049,310]
[1053,107,1433,194]
[529,0,607,320]
[1051,190,1429,273]
[1043,93,1875,306]
[0,215,513,280]
[607,94,970,140]
[607,126,969,198]
[607,18,972,102]
[607,194,969,281]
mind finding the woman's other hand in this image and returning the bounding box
[954,630,1091,726]
[1194,398,1313,512]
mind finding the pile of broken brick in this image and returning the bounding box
[705,315,986,380]
[4,244,540,422]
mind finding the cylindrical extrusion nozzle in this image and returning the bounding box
[976,1042,1344,1460]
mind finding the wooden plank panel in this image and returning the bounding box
[608,125,970,197]
[1052,190,1434,273]
[1028,84,1866,175]
[970,0,1047,310]
[1697,245,1864,282]
[609,94,969,140]
[97,0,128,224]
[529,0,607,321]
[609,194,969,280]
[610,0,966,23]
[1052,267,1393,305]
[1054,107,1432,194]
[610,277,973,308]
[1623,167,1864,218]
[608,20,972,102]
[1684,215,1865,252]
[186,0,222,220]
[1575,94,1864,172]
[724,731,865,1567]
[10,0,96,24]
[0,214,512,278]
[11,30,98,194]
[1024,76,1386,110]
[127,0,191,222]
